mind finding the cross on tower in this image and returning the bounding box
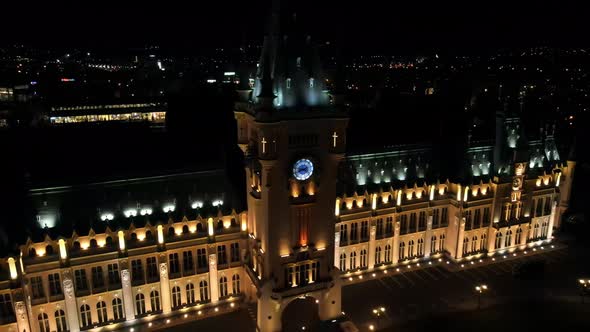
[261,137,267,154]
[332,132,338,148]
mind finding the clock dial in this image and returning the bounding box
[293,159,314,181]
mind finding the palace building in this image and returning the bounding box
[0,2,576,332]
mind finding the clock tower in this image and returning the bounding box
[234,2,348,330]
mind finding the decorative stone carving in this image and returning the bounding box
[159,263,168,279]
[63,279,74,299]
[15,301,26,320]
[121,269,130,288]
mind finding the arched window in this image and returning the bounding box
[384,244,392,263]
[38,313,50,332]
[375,246,382,264]
[541,221,549,238]
[130,233,138,242]
[197,223,204,233]
[360,249,367,268]
[182,225,189,234]
[80,304,92,327]
[55,310,67,332]
[399,242,405,260]
[400,215,408,234]
[28,248,36,257]
[339,253,346,271]
[186,283,196,304]
[232,274,241,294]
[145,230,153,240]
[112,298,124,321]
[480,233,487,251]
[217,220,224,230]
[438,234,446,252]
[172,286,182,308]
[199,280,209,301]
[135,293,146,315]
[515,228,522,244]
[462,237,469,255]
[431,235,437,253]
[495,232,502,249]
[533,223,540,239]
[90,239,98,248]
[105,236,113,247]
[97,301,108,323]
[408,240,415,258]
[45,245,54,255]
[471,236,478,253]
[349,251,357,269]
[73,241,80,251]
[417,238,424,256]
[505,230,512,247]
[219,276,228,297]
[150,290,161,312]
[231,218,238,227]
[168,227,175,238]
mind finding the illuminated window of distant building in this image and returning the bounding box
[286,78,291,89]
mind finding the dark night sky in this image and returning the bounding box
[2,1,588,53]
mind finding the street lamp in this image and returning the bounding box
[371,306,387,329]
[578,279,589,303]
[475,284,488,309]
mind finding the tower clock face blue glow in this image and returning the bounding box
[293,159,314,181]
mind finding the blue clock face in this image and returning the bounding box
[293,159,314,181]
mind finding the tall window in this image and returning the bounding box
[172,286,182,308]
[360,249,367,268]
[0,294,14,322]
[399,242,405,260]
[339,253,346,271]
[169,253,180,275]
[360,221,369,240]
[480,233,487,251]
[418,211,426,230]
[97,301,108,323]
[471,236,478,253]
[135,294,146,315]
[186,283,196,304]
[48,273,62,296]
[384,244,392,262]
[286,78,291,89]
[505,230,512,247]
[38,313,50,332]
[92,266,105,289]
[438,234,446,252]
[376,219,383,237]
[544,197,552,215]
[31,276,45,299]
[385,217,393,234]
[501,204,509,221]
[108,264,120,286]
[112,298,124,320]
[483,207,491,226]
[199,280,209,301]
[146,257,158,281]
[465,210,473,230]
[431,235,437,253]
[349,251,357,269]
[350,223,358,241]
[80,304,92,327]
[197,249,208,269]
[340,224,348,243]
[536,198,543,216]
[150,290,161,312]
[231,243,240,262]
[409,213,417,232]
[400,215,408,234]
[311,262,320,282]
[462,237,469,255]
[474,209,481,229]
[74,269,88,291]
[131,259,144,283]
[515,228,522,244]
[542,221,549,238]
[408,240,415,257]
[232,274,241,294]
[55,310,67,332]
[441,208,449,226]
[219,276,228,297]
[495,232,502,249]
[417,238,424,256]
[375,246,382,264]
[217,245,227,265]
[432,209,440,228]
[534,223,540,238]
[183,251,194,275]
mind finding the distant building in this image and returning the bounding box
[46,103,167,126]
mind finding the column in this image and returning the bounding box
[368,225,376,269]
[456,217,466,259]
[392,221,400,264]
[423,215,433,257]
[547,201,557,240]
[120,270,135,321]
[521,225,528,246]
[62,271,80,332]
[159,263,172,314]
[208,254,220,303]
[488,228,496,253]
[334,231,340,270]
[14,301,31,332]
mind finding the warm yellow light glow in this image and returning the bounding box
[8,258,17,280]
[481,186,488,195]
[556,173,561,187]
[406,192,412,200]
[429,185,435,201]
[223,219,231,229]
[472,188,478,197]
[536,179,542,187]
[118,231,126,251]
[335,199,340,216]
[358,199,363,208]
[80,240,90,250]
[137,232,146,241]
[241,215,247,232]
[58,239,67,260]
[463,186,469,202]
[157,225,164,244]
[97,239,106,248]
[457,185,462,202]
[175,227,183,236]
[346,201,353,209]
[382,195,389,204]
[543,177,550,186]
[37,247,46,257]
[438,187,445,195]
[371,194,377,210]
[397,191,402,206]
[208,218,214,236]
[415,190,422,199]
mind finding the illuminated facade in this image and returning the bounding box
[48,103,166,125]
